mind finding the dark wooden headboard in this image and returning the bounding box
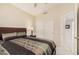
[0,27,26,33]
[0,27,27,40]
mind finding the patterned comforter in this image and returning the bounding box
[0,37,56,55]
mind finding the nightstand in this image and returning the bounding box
[25,35,36,39]
[30,35,36,37]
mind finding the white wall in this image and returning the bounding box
[0,4,34,29]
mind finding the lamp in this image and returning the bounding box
[30,27,33,36]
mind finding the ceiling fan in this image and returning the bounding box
[34,3,48,14]
[34,3,37,7]
[34,3,48,8]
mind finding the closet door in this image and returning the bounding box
[35,18,44,38]
[35,14,53,40]
[44,17,53,40]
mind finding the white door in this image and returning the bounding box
[35,14,53,40]
[44,18,53,40]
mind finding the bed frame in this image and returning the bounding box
[0,27,26,33]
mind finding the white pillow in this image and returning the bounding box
[16,32,26,36]
[2,32,16,41]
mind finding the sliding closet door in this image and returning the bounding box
[44,18,53,40]
[35,14,53,40]
[35,18,44,38]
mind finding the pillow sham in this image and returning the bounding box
[16,32,26,36]
[2,32,16,41]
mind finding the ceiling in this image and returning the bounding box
[12,3,57,16]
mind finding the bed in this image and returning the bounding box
[0,27,56,55]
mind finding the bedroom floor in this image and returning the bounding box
[56,47,74,55]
